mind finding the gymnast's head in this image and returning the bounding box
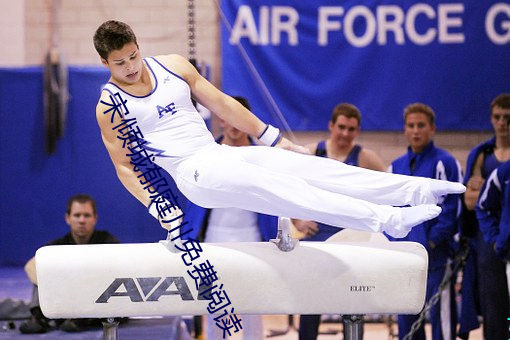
[94,20,143,84]
[93,20,138,62]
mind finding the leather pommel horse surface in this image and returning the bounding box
[36,239,428,319]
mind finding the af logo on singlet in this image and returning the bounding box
[157,102,177,118]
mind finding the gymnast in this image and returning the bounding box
[93,20,465,239]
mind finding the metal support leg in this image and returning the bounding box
[270,217,299,252]
[102,318,119,340]
[343,314,363,340]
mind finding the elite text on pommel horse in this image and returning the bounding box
[35,221,428,340]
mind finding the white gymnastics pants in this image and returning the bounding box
[170,144,436,234]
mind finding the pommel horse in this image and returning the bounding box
[36,219,428,339]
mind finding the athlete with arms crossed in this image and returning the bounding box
[93,20,465,239]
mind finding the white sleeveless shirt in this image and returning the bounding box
[205,208,262,242]
[102,57,216,176]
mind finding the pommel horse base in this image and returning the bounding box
[35,226,428,340]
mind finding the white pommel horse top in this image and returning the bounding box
[36,227,428,321]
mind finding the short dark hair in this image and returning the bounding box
[490,93,510,113]
[93,20,138,60]
[403,103,435,125]
[66,194,97,215]
[331,103,361,126]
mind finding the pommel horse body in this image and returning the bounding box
[36,223,428,340]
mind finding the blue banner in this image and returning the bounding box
[221,0,510,131]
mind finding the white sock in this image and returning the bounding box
[429,180,466,199]
[386,204,442,238]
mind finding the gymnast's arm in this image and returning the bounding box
[96,92,152,208]
[158,54,308,153]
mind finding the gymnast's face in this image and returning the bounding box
[404,112,435,154]
[101,42,143,85]
[329,115,360,148]
[65,201,98,244]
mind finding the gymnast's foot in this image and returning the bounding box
[429,179,465,200]
[385,204,442,238]
[412,179,465,205]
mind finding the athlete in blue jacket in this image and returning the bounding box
[477,160,510,259]
[456,137,494,338]
[388,103,462,340]
[460,93,510,340]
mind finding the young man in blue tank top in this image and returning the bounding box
[296,103,386,340]
[294,103,386,241]
[93,20,465,247]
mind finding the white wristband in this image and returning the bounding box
[258,124,282,146]
[148,198,172,220]
[148,201,161,219]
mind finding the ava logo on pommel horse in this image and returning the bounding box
[95,276,218,303]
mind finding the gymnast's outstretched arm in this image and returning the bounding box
[160,54,267,137]
[156,54,309,154]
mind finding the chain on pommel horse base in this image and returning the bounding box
[35,218,428,340]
